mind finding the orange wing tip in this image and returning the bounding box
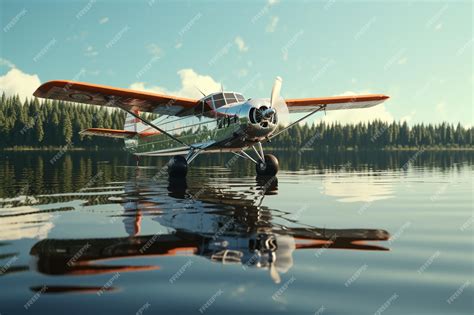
[33,80,70,97]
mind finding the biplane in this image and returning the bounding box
[34,77,389,177]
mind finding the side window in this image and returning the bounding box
[213,93,226,107]
[204,97,213,111]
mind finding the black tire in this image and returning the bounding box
[168,155,188,178]
[256,154,279,176]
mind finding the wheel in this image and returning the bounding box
[256,154,279,176]
[168,155,188,178]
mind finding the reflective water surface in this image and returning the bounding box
[0,151,472,315]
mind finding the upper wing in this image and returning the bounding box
[285,94,389,113]
[34,80,200,116]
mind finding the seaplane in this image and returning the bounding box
[33,77,389,177]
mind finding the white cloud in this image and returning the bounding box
[0,58,16,68]
[266,16,279,33]
[148,43,162,57]
[84,45,98,57]
[237,68,248,78]
[398,57,408,65]
[234,36,248,52]
[400,110,416,123]
[99,17,109,24]
[130,68,220,99]
[315,91,394,125]
[175,41,183,49]
[268,0,279,5]
[66,31,88,42]
[322,173,394,202]
[0,67,41,101]
[435,102,447,116]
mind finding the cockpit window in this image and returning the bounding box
[212,93,224,101]
[211,92,245,107]
[235,94,245,102]
[204,97,212,105]
[212,93,225,107]
[224,92,237,104]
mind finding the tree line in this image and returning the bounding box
[0,93,125,148]
[272,119,473,150]
[0,93,472,149]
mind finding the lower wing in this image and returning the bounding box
[79,128,160,139]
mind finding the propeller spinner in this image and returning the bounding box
[250,76,290,129]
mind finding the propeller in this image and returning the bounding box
[270,76,282,109]
[252,76,290,128]
[268,76,290,127]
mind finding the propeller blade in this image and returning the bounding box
[270,76,282,109]
[270,76,290,128]
[273,97,290,127]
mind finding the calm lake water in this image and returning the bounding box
[0,150,473,315]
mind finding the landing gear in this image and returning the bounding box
[256,154,279,176]
[167,148,201,178]
[167,155,188,178]
[233,142,279,177]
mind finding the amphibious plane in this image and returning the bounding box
[34,77,389,177]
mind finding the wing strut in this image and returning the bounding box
[267,105,327,141]
[120,107,194,148]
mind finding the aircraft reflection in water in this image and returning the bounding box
[29,173,390,293]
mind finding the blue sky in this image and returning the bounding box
[1,0,472,125]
